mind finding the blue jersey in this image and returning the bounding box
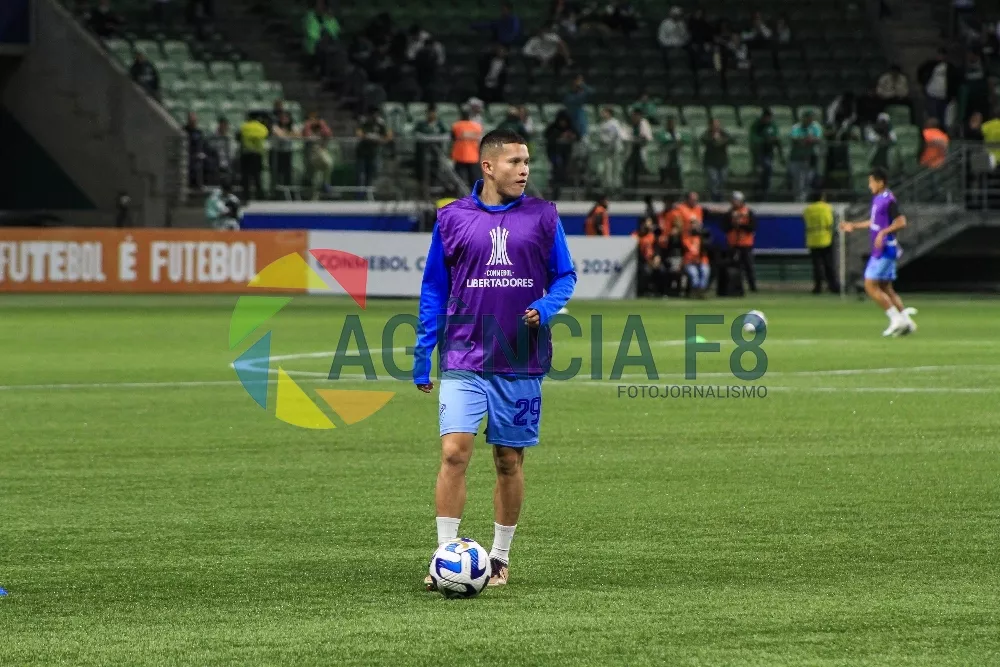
[869,190,901,260]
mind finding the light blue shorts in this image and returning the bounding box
[438,370,543,447]
[864,256,897,281]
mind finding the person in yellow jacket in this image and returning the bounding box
[239,113,269,201]
[802,191,840,294]
[980,114,1000,167]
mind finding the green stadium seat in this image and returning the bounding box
[849,143,872,171]
[218,100,246,121]
[165,80,196,104]
[383,102,408,135]
[797,105,823,121]
[709,105,739,128]
[682,105,709,127]
[739,105,765,126]
[436,102,460,127]
[157,61,182,81]
[408,102,429,120]
[486,103,508,124]
[162,40,191,62]
[770,105,796,130]
[181,61,208,81]
[105,38,133,66]
[190,99,215,118]
[284,100,303,122]
[255,81,283,101]
[228,81,254,99]
[209,61,238,83]
[196,80,223,99]
[133,39,160,59]
[237,61,266,82]
[540,103,563,122]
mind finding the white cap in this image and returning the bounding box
[732,190,745,202]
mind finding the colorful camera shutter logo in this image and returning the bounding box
[228,250,394,429]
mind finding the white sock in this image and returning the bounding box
[436,517,460,545]
[489,523,517,564]
[886,306,901,323]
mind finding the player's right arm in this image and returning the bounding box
[839,218,870,232]
[414,223,449,392]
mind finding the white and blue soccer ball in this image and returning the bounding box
[429,538,491,599]
[742,310,767,335]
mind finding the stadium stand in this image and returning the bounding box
[61,0,997,205]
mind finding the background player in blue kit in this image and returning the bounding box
[413,129,577,588]
[841,167,918,337]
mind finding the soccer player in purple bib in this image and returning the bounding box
[841,167,918,337]
[414,129,577,589]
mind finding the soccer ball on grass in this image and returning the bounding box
[429,538,491,598]
[742,310,767,335]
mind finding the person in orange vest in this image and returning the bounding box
[451,109,483,190]
[656,197,684,248]
[631,216,664,296]
[721,190,758,292]
[919,117,949,169]
[674,190,704,236]
[682,219,711,299]
[584,195,610,236]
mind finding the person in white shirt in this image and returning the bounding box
[876,64,910,101]
[523,24,572,78]
[596,106,629,191]
[625,108,653,188]
[657,7,689,50]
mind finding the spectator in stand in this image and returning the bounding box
[654,115,685,189]
[549,0,579,36]
[302,111,334,199]
[774,15,791,45]
[919,117,949,170]
[657,7,689,67]
[544,109,579,199]
[88,0,123,38]
[475,2,522,47]
[741,12,773,48]
[700,118,731,201]
[749,108,781,198]
[129,52,159,99]
[270,111,299,196]
[824,120,852,194]
[411,31,446,102]
[789,111,823,202]
[464,97,486,126]
[875,64,910,104]
[563,74,593,137]
[802,191,840,294]
[826,91,858,132]
[962,50,993,123]
[584,195,610,236]
[682,219,711,298]
[414,106,449,194]
[518,104,536,138]
[604,1,640,38]
[451,109,483,189]
[477,44,508,104]
[355,108,391,194]
[687,9,714,67]
[629,91,658,120]
[238,113,269,201]
[596,106,628,192]
[625,108,653,189]
[204,181,241,230]
[207,117,237,185]
[723,33,751,73]
[917,48,960,128]
[865,112,897,171]
[523,25,572,80]
[721,190,757,292]
[966,110,985,141]
[496,106,529,137]
[304,1,340,62]
[185,112,206,189]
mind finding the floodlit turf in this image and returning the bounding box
[2,293,999,666]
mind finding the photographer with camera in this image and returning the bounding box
[205,181,242,231]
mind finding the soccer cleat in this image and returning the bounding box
[883,319,908,337]
[903,307,918,317]
[898,320,917,336]
[487,558,509,587]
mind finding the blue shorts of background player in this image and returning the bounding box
[438,370,543,447]
[864,256,897,281]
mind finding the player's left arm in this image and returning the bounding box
[526,218,577,327]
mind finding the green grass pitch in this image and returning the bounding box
[1,293,999,666]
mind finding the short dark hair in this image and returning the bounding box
[479,128,526,157]
[869,167,888,183]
